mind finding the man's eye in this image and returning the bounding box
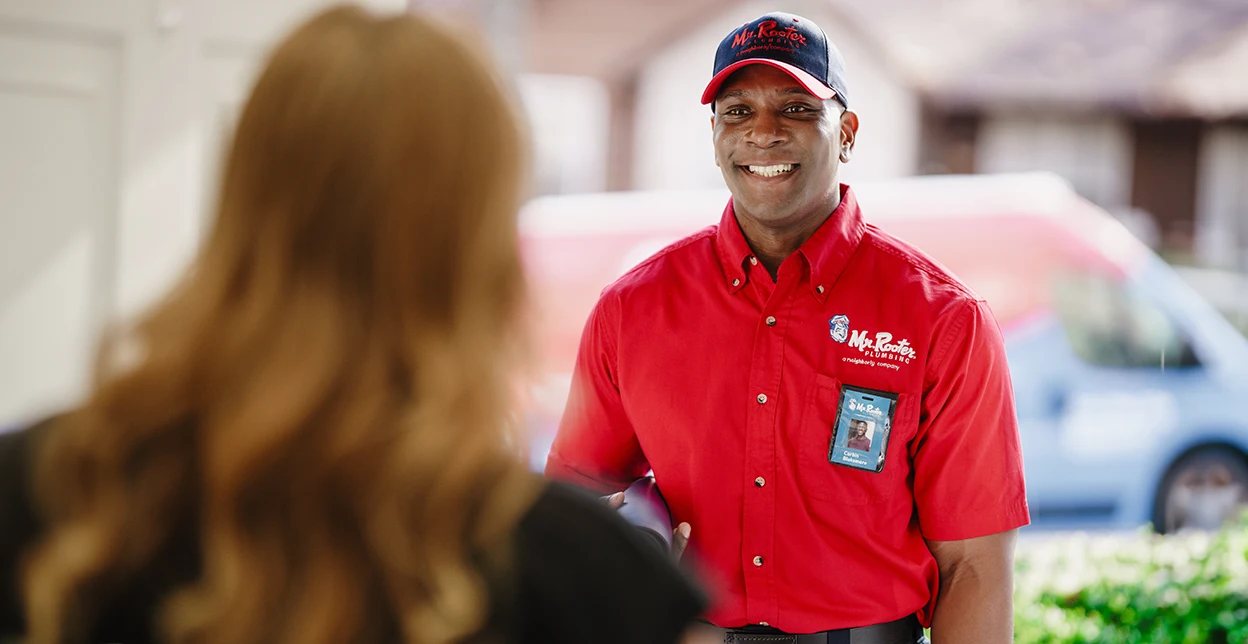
[785,105,813,113]
[725,107,749,116]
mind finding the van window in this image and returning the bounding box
[1052,271,1200,369]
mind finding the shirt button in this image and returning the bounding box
[753,555,764,566]
[765,316,776,326]
[749,256,758,265]
[756,393,767,404]
[755,476,765,487]
[816,285,825,294]
[732,278,741,287]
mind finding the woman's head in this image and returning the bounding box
[26,6,536,644]
[211,3,527,355]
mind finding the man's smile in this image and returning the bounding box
[738,163,800,179]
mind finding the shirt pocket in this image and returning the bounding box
[795,373,917,505]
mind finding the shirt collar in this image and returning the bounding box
[714,184,866,302]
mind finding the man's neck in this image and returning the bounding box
[737,188,842,281]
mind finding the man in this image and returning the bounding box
[846,420,872,452]
[546,11,1028,644]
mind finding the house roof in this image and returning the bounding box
[524,0,727,81]
[520,0,1248,117]
[913,0,1248,115]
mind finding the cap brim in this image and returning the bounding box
[700,59,836,105]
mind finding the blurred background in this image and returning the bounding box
[2,0,1248,638]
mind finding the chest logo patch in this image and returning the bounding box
[832,314,918,368]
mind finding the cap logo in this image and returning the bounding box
[730,20,809,54]
[702,12,847,108]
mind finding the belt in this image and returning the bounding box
[705,614,926,644]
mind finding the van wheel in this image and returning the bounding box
[1153,447,1248,533]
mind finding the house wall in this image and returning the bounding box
[1195,123,1248,270]
[977,113,1133,211]
[0,0,407,427]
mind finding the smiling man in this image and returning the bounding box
[546,12,1029,644]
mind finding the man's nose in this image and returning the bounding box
[744,111,787,148]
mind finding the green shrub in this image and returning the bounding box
[1014,514,1248,643]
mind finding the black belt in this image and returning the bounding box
[706,614,926,644]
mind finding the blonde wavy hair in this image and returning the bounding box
[23,5,539,643]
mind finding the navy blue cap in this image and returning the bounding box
[701,12,849,108]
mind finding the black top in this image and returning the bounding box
[0,420,705,643]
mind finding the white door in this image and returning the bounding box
[0,2,130,426]
[0,0,404,429]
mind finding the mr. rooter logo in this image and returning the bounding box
[731,20,808,50]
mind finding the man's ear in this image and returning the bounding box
[839,109,860,162]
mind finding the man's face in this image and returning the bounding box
[711,64,857,229]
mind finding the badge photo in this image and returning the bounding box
[827,385,898,473]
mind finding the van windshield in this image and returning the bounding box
[1052,270,1200,369]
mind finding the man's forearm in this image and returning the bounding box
[927,531,1017,644]
[929,564,1013,642]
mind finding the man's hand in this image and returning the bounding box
[605,492,692,562]
[671,521,692,561]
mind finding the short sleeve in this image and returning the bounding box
[544,293,650,494]
[513,483,706,644]
[912,299,1030,541]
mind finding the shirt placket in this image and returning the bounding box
[741,259,799,627]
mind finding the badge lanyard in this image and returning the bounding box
[828,385,898,473]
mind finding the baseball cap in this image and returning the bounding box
[700,12,849,108]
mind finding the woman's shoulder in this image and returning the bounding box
[514,480,655,577]
[0,415,62,636]
[516,480,683,577]
[0,414,58,533]
[519,480,629,535]
[507,480,706,644]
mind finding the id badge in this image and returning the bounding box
[828,384,899,473]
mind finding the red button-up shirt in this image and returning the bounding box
[545,186,1029,632]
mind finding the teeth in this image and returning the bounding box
[747,164,796,177]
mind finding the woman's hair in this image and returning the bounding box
[23,5,537,643]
